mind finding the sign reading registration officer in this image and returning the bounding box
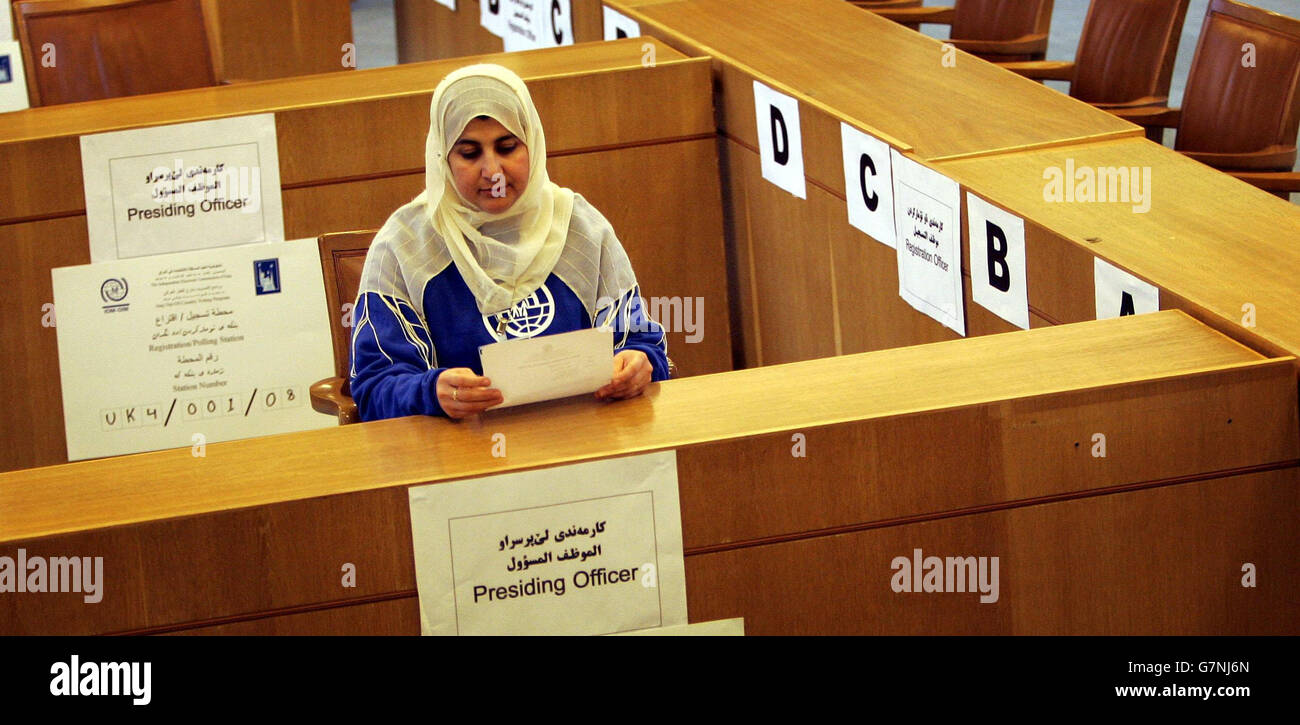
[408,451,687,635]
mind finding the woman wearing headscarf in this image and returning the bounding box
[350,64,670,421]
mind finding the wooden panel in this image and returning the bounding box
[0,43,726,472]
[612,0,1140,166]
[172,596,421,636]
[941,138,1300,361]
[0,43,704,222]
[685,468,1299,634]
[395,0,607,63]
[549,140,732,376]
[0,486,417,635]
[200,0,354,82]
[0,216,85,472]
[284,141,734,378]
[676,362,1296,548]
[0,310,1276,541]
[725,134,1091,365]
[282,175,427,239]
[7,0,353,87]
[721,137,838,365]
[0,312,1293,634]
[396,0,501,62]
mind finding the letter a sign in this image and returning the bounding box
[753,80,806,199]
[1094,258,1158,319]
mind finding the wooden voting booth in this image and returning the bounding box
[396,0,609,62]
[0,38,731,472]
[1,312,1295,635]
[595,0,1300,404]
[6,0,354,99]
[1,0,1298,635]
[394,1,1300,369]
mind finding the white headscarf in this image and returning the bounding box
[421,64,575,315]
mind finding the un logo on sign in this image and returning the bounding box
[483,285,555,341]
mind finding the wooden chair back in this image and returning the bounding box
[14,0,217,106]
[1176,0,1300,166]
[318,230,377,383]
[1070,0,1190,105]
[952,0,1055,61]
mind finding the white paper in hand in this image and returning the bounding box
[479,328,612,408]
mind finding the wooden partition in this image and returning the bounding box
[391,0,1300,380]
[0,39,732,472]
[396,0,606,62]
[6,0,353,89]
[938,137,1300,361]
[199,0,354,82]
[1,311,1296,635]
[599,0,1146,367]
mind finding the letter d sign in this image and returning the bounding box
[771,106,789,165]
[753,80,806,199]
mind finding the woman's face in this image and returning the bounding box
[448,117,530,213]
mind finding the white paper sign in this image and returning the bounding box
[603,5,640,40]
[753,80,806,200]
[501,0,571,51]
[79,114,285,262]
[1094,257,1159,319]
[1,7,12,40]
[615,618,745,636]
[435,0,456,9]
[0,41,29,114]
[502,0,542,51]
[891,149,965,335]
[409,451,687,636]
[51,239,335,461]
[967,193,1029,330]
[546,0,575,47]
[479,327,611,408]
[481,0,508,38]
[840,122,895,248]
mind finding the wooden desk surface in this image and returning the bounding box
[941,137,1300,359]
[0,39,686,145]
[609,0,1140,160]
[0,310,1278,544]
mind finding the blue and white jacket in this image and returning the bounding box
[350,194,669,421]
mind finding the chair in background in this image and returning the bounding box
[13,0,218,106]
[1108,0,1300,198]
[849,1,923,29]
[998,0,1190,142]
[311,230,376,425]
[865,0,1055,62]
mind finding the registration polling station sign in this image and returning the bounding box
[408,451,687,635]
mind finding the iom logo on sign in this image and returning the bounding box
[101,277,129,313]
[483,285,555,341]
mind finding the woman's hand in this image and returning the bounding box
[596,349,653,401]
[437,368,504,419]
